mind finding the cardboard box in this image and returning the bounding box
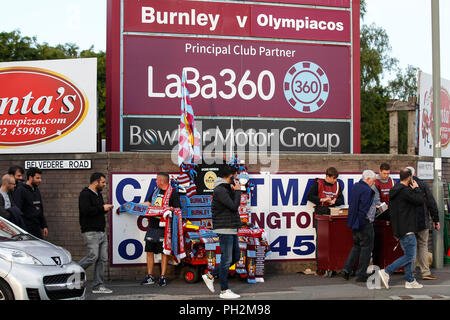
[329,207,349,216]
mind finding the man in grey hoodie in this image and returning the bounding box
[202,164,242,299]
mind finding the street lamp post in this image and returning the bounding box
[431,0,444,269]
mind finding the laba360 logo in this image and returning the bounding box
[0,67,88,147]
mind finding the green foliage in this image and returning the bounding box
[359,1,419,154]
[0,30,106,138]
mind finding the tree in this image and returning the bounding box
[359,1,419,154]
[0,30,106,139]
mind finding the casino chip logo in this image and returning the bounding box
[283,61,329,114]
[204,171,217,190]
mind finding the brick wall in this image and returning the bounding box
[0,152,436,280]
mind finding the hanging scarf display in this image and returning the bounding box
[119,184,185,262]
[117,202,171,217]
[179,163,198,198]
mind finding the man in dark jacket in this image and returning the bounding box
[378,168,425,289]
[14,167,48,239]
[0,174,15,221]
[0,174,26,228]
[406,166,440,280]
[78,172,114,294]
[202,165,242,299]
[8,166,25,192]
[342,170,376,282]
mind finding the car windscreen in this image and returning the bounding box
[0,217,31,241]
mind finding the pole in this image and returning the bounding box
[431,0,444,269]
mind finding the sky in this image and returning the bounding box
[364,0,450,81]
[0,0,448,80]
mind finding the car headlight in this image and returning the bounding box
[0,247,42,265]
[59,246,72,263]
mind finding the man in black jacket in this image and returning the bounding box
[378,168,425,289]
[406,166,440,280]
[14,167,47,239]
[78,172,114,294]
[0,174,15,220]
[0,174,26,228]
[202,165,242,299]
[8,166,25,192]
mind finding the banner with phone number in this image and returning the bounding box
[110,172,389,265]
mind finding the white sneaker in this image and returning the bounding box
[202,274,215,293]
[92,286,113,294]
[220,289,240,299]
[378,269,390,289]
[405,280,423,289]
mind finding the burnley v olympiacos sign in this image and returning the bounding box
[106,0,360,153]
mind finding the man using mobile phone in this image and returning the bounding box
[202,165,242,299]
[378,168,425,289]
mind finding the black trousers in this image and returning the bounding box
[343,222,374,278]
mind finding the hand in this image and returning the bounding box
[330,198,337,205]
[103,204,114,212]
[232,182,241,191]
[410,180,419,189]
[320,197,331,203]
[42,228,48,238]
[434,222,441,231]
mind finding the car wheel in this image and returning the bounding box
[0,279,14,300]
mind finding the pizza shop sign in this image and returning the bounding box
[0,59,97,154]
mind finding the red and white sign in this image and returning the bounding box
[107,0,361,152]
[124,0,351,42]
[0,59,97,154]
[255,0,350,6]
[124,36,350,118]
[419,71,450,157]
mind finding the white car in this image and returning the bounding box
[0,216,86,300]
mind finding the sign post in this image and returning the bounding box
[431,0,444,269]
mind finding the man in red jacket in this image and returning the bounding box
[307,167,344,215]
[374,163,395,220]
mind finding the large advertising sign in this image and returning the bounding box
[123,117,351,153]
[0,58,97,154]
[418,71,450,158]
[107,0,360,153]
[111,172,367,265]
[125,37,350,118]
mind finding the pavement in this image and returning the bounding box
[86,265,450,300]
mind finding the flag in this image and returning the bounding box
[178,70,201,166]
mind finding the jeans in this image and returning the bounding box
[79,231,108,289]
[386,233,417,283]
[343,222,374,278]
[211,234,240,291]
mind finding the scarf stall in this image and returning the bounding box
[118,158,271,284]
